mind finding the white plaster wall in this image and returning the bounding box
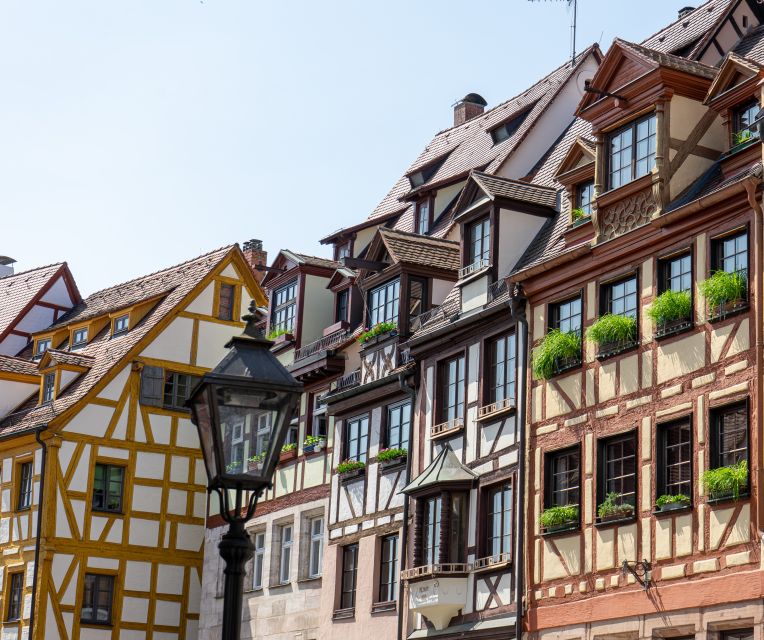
[196,321,241,369]
[0,381,37,419]
[431,279,455,307]
[184,282,215,316]
[301,275,334,346]
[39,276,74,307]
[14,305,55,333]
[141,317,194,364]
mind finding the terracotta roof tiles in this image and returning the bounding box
[0,355,38,377]
[0,264,69,339]
[641,1,730,56]
[378,228,460,272]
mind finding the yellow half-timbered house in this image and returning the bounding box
[0,244,266,640]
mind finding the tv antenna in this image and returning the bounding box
[527,0,578,64]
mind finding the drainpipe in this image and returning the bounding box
[30,425,48,640]
[397,371,417,640]
[510,286,529,640]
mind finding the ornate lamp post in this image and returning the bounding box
[187,305,303,639]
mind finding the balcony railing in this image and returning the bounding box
[477,396,515,420]
[473,553,511,571]
[458,258,490,281]
[335,369,360,392]
[487,278,508,303]
[400,563,471,581]
[409,306,444,333]
[430,418,464,440]
[294,329,351,361]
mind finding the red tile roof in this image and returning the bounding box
[378,228,460,273]
[0,355,38,377]
[641,1,731,56]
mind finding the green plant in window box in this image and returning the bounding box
[532,329,582,380]
[247,452,265,471]
[281,443,297,453]
[539,504,579,532]
[702,460,748,501]
[699,270,747,315]
[267,327,291,340]
[303,434,327,453]
[597,492,635,521]
[225,461,242,473]
[655,493,690,511]
[358,322,398,344]
[571,207,588,223]
[732,130,754,146]
[647,289,692,332]
[377,447,407,463]
[586,314,637,351]
[336,459,366,475]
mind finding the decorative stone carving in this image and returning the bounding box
[598,187,658,242]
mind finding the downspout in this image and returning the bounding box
[397,371,417,640]
[510,286,529,640]
[30,425,48,640]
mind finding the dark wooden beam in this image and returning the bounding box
[342,257,390,272]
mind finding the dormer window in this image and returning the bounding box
[608,113,656,190]
[35,338,51,358]
[408,156,447,190]
[489,108,531,145]
[733,99,759,145]
[72,328,88,348]
[271,280,297,333]
[369,280,399,326]
[42,372,55,403]
[416,199,432,235]
[576,181,594,218]
[335,289,349,324]
[336,242,351,262]
[467,217,491,270]
[113,315,129,336]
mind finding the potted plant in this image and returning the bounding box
[655,493,691,512]
[267,327,295,343]
[247,452,265,472]
[571,207,589,223]
[539,504,579,533]
[532,329,582,379]
[336,459,366,481]
[358,322,398,346]
[647,289,692,337]
[225,461,242,474]
[703,460,748,501]
[597,492,635,522]
[700,270,747,319]
[732,129,754,146]
[377,447,407,468]
[303,434,327,454]
[586,314,637,357]
[279,442,297,463]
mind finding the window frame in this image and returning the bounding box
[385,401,411,451]
[42,372,56,404]
[340,543,359,610]
[344,414,369,463]
[80,573,115,626]
[252,530,266,590]
[368,279,400,327]
[597,431,638,514]
[422,494,442,566]
[72,327,88,347]
[657,418,692,502]
[732,99,759,142]
[6,572,23,622]
[16,460,33,511]
[217,282,236,321]
[544,446,581,510]
[710,400,749,474]
[416,197,433,235]
[607,112,657,190]
[91,463,125,514]
[162,371,200,411]
[335,288,349,324]
[278,524,293,584]
[437,353,466,425]
[485,332,516,407]
[308,517,324,579]
[467,216,491,268]
[271,279,298,334]
[377,534,399,603]
[35,338,51,358]
[112,314,129,335]
[484,480,513,560]
[576,180,595,217]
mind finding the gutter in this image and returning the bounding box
[509,287,529,640]
[396,371,418,640]
[30,424,48,640]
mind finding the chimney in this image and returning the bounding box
[0,256,16,278]
[242,239,268,284]
[453,93,487,127]
[678,6,694,19]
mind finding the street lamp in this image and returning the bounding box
[188,303,303,640]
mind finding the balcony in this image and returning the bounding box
[487,278,508,304]
[287,329,351,382]
[334,369,360,392]
[430,418,464,440]
[293,328,351,361]
[409,306,444,333]
[477,397,515,421]
[458,258,490,281]
[403,566,470,631]
[473,552,511,572]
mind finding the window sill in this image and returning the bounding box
[540,523,579,537]
[371,601,397,614]
[80,622,113,629]
[15,507,31,513]
[707,302,749,323]
[244,586,264,593]
[457,265,492,287]
[594,514,636,529]
[595,339,639,361]
[477,399,515,422]
[430,418,464,441]
[654,319,693,340]
[473,554,511,572]
[91,509,125,518]
[378,457,407,471]
[332,607,355,621]
[652,504,692,518]
[706,493,749,506]
[339,468,366,485]
[297,575,322,584]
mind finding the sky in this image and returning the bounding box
[1,0,703,295]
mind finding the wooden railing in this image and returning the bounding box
[294,329,351,361]
[335,369,360,392]
[458,258,490,280]
[430,418,464,439]
[477,397,515,420]
[400,563,471,581]
[473,553,511,571]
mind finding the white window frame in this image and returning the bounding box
[279,524,292,584]
[113,314,129,335]
[308,517,324,578]
[252,531,265,590]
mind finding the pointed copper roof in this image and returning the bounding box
[402,443,478,495]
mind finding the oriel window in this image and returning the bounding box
[608,113,656,189]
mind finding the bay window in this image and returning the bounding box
[608,113,656,189]
[368,279,400,326]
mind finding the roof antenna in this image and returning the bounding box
[527,0,578,64]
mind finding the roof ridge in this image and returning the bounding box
[616,37,718,71]
[83,245,235,299]
[0,262,64,282]
[639,0,725,48]
[0,354,36,364]
[379,227,460,246]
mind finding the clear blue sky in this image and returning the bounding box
[1,1,697,294]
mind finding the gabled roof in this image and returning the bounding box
[261,250,340,288]
[372,228,460,273]
[326,267,357,290]
[0,245,248,436]
[554,137,596,180]
[0,355,38,378]
[705,52,763,103]
[453,171,558,221]
[731,24,764,64]
[402,443,478,495]
[688,0,764,61]
[0,263,80,343]
[641,1,732,56]
[38,349,94,371]
[366,45,602,225]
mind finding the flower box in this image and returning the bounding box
[279,448,297,464]
[654,317,693,339]
[657,501,689,513]
[338,467,365,483]
[380,456,407,470]
[303,438,326,455]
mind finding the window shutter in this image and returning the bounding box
[140,366,164,407]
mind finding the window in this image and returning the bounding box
[608,113,656,189]
[345,415,369,463]
[733,99,759,142]
[408,278,427,328]
[378,535,398,602]
[603,275,638,320]
[335,289,349,324]
[309,517,324,579]
[336,243,351,261]
[467,217,491,267]
[487,333,516,406]
[490,110,529,145]
[311,393,328,438]
[252,531,265,590]
[35,338,51,357]
[712,230,748,275]
[163,372,201,410]
[72,327,88,347]
[278,524,293,584]
[386,402,411,450]
[217,283,235,321]
[80,573,114,625]
[6,572,23,622]
[659,252,692,294]
[545,447,580,508]
[271,280,297,333]
[439,355,465,424]
[551,296,582,334]
[576,181,594,216]
[92,464,125,513]
[368,279,400,326]
[416,199,431,234]
[658,420,691,499]
[711,402,748,471]
[17,461,33,510]
[42,372,55,403]
[422,495,441,565]
[599,433,637,509]
[721,630,753,640]
[113,315,129,335]
[486,482,512,558]
[340,544,358,610]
